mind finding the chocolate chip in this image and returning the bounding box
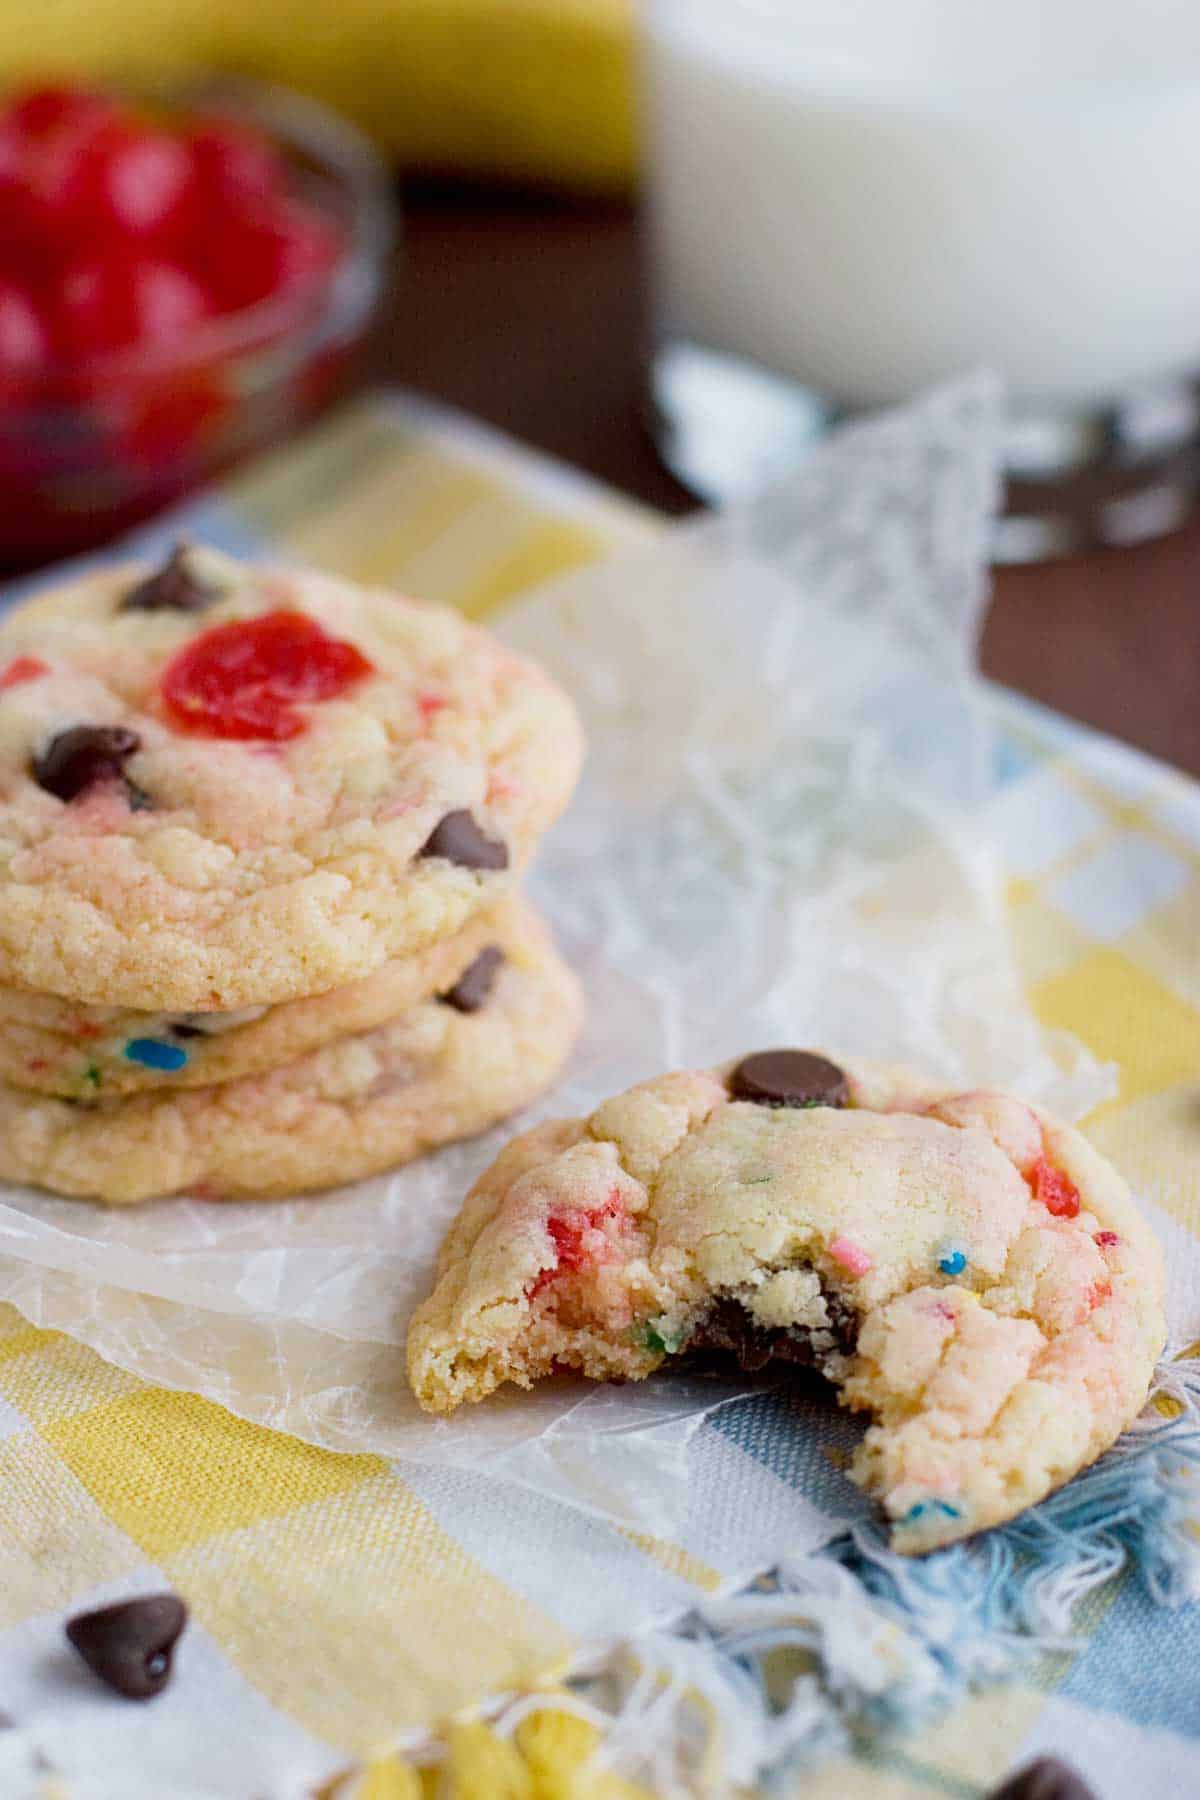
[34,726,141,802]
[685,1290,858,1374]
[440,946,505,1013]
[418,810,508,871]
[120,544,220,614]
[729,1050,849,1110]
[988,1760,1096,1800]
[168,1022,206,1041]
[65,1594,187,1700]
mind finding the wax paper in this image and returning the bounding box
[0,376,1110,1532]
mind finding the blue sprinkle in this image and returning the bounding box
[904,1502,928,1521]
[938,1248,967,1276]
[124,1038,188,1073]
[936,1501,962,1518]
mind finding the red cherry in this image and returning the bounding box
[96,126,193,242]
[161,611,373,740]
[6,86,117,141]
[0,278,48,374]
[0,126,38,260]
[1030,1155,1081,1220]
[117,367,228,469]
[32,120,193,248]
[187,122,283,214]
[53,256,210,361]
[202,198,341,313]
[0,655,49,689]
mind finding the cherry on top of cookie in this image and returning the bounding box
[2,547,520,872]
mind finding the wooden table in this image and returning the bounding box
[379,181,1200,778]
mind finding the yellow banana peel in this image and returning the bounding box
[0,0,637,190]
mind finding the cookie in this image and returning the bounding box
[406,1051,1165,1552]
[0,545,583,1009]
[0,899,581,1204]
[0,899,518,1098]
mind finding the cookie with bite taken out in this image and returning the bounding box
[406,1050,1165,1553]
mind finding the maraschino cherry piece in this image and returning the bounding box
[161,610,373,740]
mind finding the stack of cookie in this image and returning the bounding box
[0,544,584,1205]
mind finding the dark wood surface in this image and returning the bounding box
[380,181,1200,778]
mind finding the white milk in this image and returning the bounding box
[645,0,1200,410]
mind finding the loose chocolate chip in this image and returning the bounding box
[418,810,508,871]
[729,1050,849,1110]
[34,726,142,802]
[988,1760,1096,1800]
[440,946,505,1013]
[120,544,220,614]
[65,1593,187,1701]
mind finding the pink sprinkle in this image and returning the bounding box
[929,1300,957,1323]
[1094,1231,1120,1249]
[487,774,524,805]
[417,691,447,725]
[829,1235,872,1278]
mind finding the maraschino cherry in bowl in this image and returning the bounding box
[0,77,393,567]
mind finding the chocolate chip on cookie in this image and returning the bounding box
[440,946,505,1013]
[729,1050,849,1110]
[685,1290,858,1373]
[987,1760,1096,1800]
[33,726,141,802]
[66,1594,188,1700]
[419,810,508,871]
[120,544,221,614]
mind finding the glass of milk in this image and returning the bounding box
[644,0,1200,555]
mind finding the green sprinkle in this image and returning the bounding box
[742,1174,774,1186]
[83,1064,101,1091]
[634,1319,680,1355]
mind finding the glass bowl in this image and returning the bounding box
[0,75,395,569]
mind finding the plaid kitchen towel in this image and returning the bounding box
[0,395,1196,1800]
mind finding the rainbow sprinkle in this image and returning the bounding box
[829,1235,872,1277]
[905,1499,962,1523]
[124,1038,188,1073]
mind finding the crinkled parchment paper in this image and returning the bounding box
[0,377,1109,1532]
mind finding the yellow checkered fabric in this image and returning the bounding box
[0,398,1195,1797]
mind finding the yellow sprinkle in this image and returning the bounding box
[439,1722,532,1799]
[345,1759,424,1800]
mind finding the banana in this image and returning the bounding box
[0,0,636,190]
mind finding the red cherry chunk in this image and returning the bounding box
[533,1190,628,1294]
[0,279,48,374]
[161,610,374,741]
[204,198,342,311]
[54,256,209,360]
[0,655,49,689]
[31,119,193,248]
[7,86,117,141]
[91,125,194,241]
[1030,1155,1081,1220]
[187,122,283,214]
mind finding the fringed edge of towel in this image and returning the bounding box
[341,1355,1200,1799]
